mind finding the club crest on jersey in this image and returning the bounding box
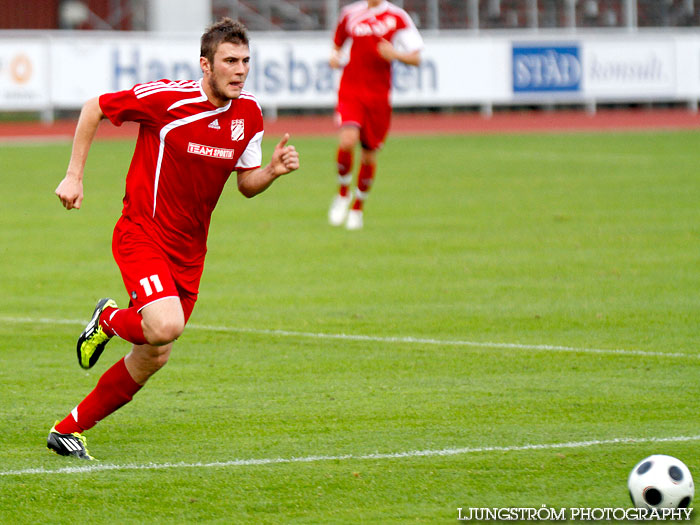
[231,119,245,141]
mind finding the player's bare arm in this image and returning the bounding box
[377,39,421,66]
[329,44,343,69]
[55,97,105,210]
[237,133,299,198]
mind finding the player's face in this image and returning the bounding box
[203,42,250,105]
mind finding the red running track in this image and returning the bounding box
[1,108,699,142]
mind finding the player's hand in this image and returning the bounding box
[55,174,84,210]
[271,133,299,176]
[329,49,342,69]
[377,39,397,62]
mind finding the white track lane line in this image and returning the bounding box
[0,315,697,360]
[3,434,699,477]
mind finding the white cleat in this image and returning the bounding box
[345,209,363,230]
[328,194,352,226]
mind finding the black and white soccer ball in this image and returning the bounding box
[628,455,694,509]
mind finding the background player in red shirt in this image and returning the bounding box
[49,18,299,460]
[328,0,423,230]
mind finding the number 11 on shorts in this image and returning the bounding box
[139,274,164,297]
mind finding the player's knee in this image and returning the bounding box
[338,129,359,151]
[144,317,184,346]
[339,137,354,150]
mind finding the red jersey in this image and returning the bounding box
[333,0,423,103]
[99,79,263,268]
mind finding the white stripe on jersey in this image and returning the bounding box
[393,27,423,53]
[137,86,202,99]
[342,0,421,52]
[238,91,262,113]
[136,86,201,99]
[344,0,387,27]
[153,98,232,217]
[135,80,201,99]
[135,79,199,93]
[235,129,263,170]
[168,94,207,112]
[134,80,167,94]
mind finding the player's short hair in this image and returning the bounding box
[200,17,249,63]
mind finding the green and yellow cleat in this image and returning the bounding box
[77,298,117,369]
[47,423,95,461]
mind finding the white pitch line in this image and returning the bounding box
[2,434,699,477]
[0,315,697,360]
[190,323,699,359]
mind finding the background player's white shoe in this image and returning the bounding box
[328,194,352,226]
[345,209,363,230]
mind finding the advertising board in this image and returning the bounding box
[0,40,49,110]
[0,31,698,113]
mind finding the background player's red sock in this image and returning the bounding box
[55,357,142,434]
[351,162,375,211]
[100,306,148,345]
[336,148,353,197]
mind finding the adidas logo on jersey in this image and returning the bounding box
[208,119,221,130]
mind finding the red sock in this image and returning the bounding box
[55,357,142,434]
[337,148,353,197]
[352,163,375,211]
[101,306,148,345]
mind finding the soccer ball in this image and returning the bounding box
[628,455,694,509]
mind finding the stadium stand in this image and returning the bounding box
[1,0,699,31]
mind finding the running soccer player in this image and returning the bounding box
[327,0,423,230]
[49,18,299,460]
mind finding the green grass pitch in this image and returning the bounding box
[0,129,698,523]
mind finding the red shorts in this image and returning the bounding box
[335,95,391,151]
[112,217,199,322]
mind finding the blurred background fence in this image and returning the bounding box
[2,0,699,32]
